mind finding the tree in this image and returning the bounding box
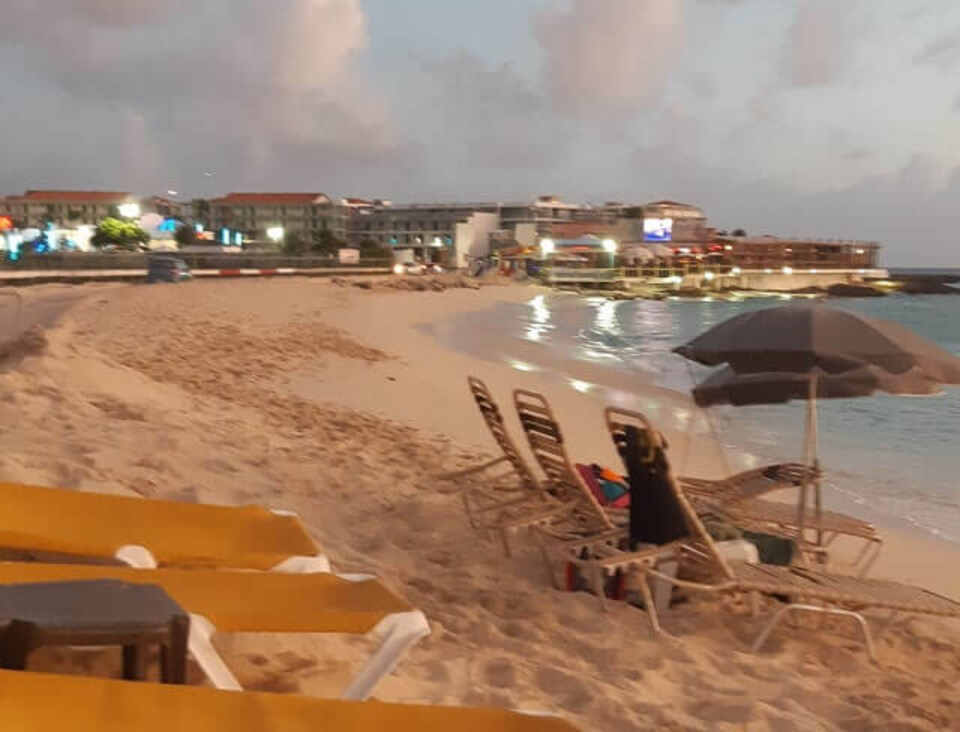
[731,228,747,237]
[310,228,343,255]
[174,224,198,247]
[90,217,151,251]
[282,230,310,255]
[358,239,392,261]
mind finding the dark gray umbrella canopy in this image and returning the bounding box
[673,303,960,383]
[692,364,941,408]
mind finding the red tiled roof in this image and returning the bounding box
[18,190,131,203]
[213,193,329,205]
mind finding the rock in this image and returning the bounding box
[827,283,886,297]
[897,279,960,295]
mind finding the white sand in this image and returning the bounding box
[2,277,960,731]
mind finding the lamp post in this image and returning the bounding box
[118,202,141,219]
[266,226,284,245]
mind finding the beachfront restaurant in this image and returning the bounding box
[539,235,619,286]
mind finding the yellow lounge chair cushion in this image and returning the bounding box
[0,562,410,634]
[0,669,581,731]
[0,482,318,569]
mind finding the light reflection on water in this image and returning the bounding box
[440,292,960,543]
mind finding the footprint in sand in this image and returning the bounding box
[534,666,592,710]
[482,658,516,688]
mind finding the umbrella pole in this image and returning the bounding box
[797,386,810,540]
[810,373,822,546]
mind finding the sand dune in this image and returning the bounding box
[2,278,959,731]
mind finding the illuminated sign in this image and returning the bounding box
[643,218,673,242]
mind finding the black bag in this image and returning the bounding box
[621,425,689,549]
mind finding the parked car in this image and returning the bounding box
[146,256,192,283]
[392,262,426,275]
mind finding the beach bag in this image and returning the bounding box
[621,425,689,548]
[574,463,630,508]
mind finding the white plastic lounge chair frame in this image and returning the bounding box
[115,532,427,701]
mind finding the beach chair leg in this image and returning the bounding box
[340,610,431,701]
[751,604,877,662]
[594,568,608,612]
[533,530,561,590]
[639,575,663,636]
[856,539,883,578]
[186,614,242,691]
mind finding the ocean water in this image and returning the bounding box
[435,292,960,543]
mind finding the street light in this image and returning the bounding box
[118,202,141,219]
[266,226,284,243]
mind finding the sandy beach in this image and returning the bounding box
[3,277,960,731]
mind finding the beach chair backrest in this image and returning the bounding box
[467,378,539,492]
[604,407,736,580]
[514,390,614,530]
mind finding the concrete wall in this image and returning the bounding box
[515,222,538,248]
[454,212,499,267]
[675,269,890,291]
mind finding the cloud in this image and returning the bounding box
[0,0,414,194]
[780,0,858,87]
[533,0,683,116]
[914,29,960,70]
[418,52,572,171]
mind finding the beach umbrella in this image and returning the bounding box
[674,303,960,381]
[692,364,941,408]
[674,303,960,538]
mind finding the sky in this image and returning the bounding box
[1,0,959,265]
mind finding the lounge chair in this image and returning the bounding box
[0,668,581,732]
[0,482,328,572]
[513,389,617,539]
[0,561,429,700]
[437,379,580,556]
[590,407,960,658]
[679,466,882,576]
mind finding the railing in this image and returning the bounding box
[541,262,886,284]
[0,253,393,271]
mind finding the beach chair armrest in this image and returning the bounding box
[434,456,510,481]
[270,554,332,573]
[339,610,431,701]
[187,613,243,691]
[115,544,158,569]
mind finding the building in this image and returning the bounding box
[142,196,185,220]
[346,195,587,265]
[207,192,349,243]
[638,200,708,245]
[721,235,880,270]
[0,190,134,228]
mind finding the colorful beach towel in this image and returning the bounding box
[574,463,630,508]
